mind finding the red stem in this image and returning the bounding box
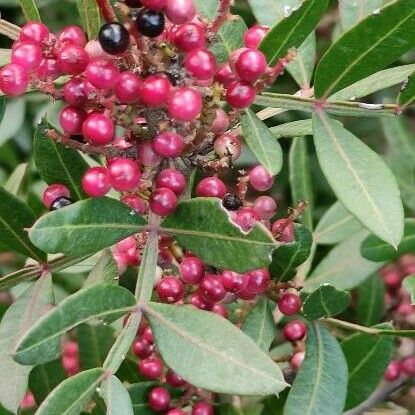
[96,0,118,22]
[207,0,231,39]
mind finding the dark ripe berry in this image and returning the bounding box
[153,132,184,158]
[11,42,42,70]
[81,166,111,197]
[168,87,203,122]
[226,81,256,109]
[196,177,227,199]
[156,169,186,195]
[20,21,49,44]
[278,292,302,316]
[179,256,205,284]
[253,196,277,220]
[199,274,226,303]
[283,320,307,342]
[401,356,415,375]
[132,338,153,359]
[272,219,295,243]
[156,276,185,303]
[148,386,171,412]
[220,270,244,293]
[60,106,86,135]
[166,369,186,387]
[222,193,243,211]
[384,360,401,381]
[192,401,214,415]
[42,184,71,209]
[58,25,87,47]
[0,64,29,96]
[136,9,166,38]
[115,71,142,104]
[244,268,270,295]
[149,187,178,216]
[124,0,142,7]
[233,207,259,232]
[99,22,130,55]
[214,132,242,161]
[85,58,120,90]
[139,357,163,379]
[141,74,172,106]
[173,23,205,52]
[51,196,73,210]
[108,157,141,191]
[249,165,274,191]
[165,0,196,24]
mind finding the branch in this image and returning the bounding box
[95,0,118,22]
[0,19,20,40]
[207,0,231,39]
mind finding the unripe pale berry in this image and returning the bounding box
[196,177,227,198]
[81,166,111,197]
[244,268,270,295]
[11,42,43,70]
[165,0,196,24]
[192,402,214,415]
[82,113,114,145]
[235,49,267,82]
[199,274,226,303]
[156,169,186,195]
[283,320,307,342]
[272,219,295,243]
[141,74,172,106]
[244,24,269,49]
[99,22,130,55]
[174,23,205,52]
[211,108,230,135]
[278,292,302,316]
[184,49,217,80]
[179,256,205,284]
[56,44,89,75]
[291,351,305,369]
[0,64,29,96]
[253,196,277,220]
[168,87,203,121]
[153,132,184,158]
[226,81,256,109]
[108,158,141,191]
[233,207,259,232]
[42,184,71,209]
[63,78,88,106]
[148,387,171,412]
[149,187,178,216]
[58,25,87,47]
[138,142,162,167]
[139,357,163,379]
[115,71,142,103]
[60,106,86,135]
[85,59,120,89]
[136,9,166,38]
[156,276,185,303]
[220,270,245,293]
[20,21,49,44]
[249,165,274,191]
[214,132,242,161]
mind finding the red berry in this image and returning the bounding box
[215,63,237,86]
[290,351,305,369]
[200,274,226,303]
[58,25,87,47]
[63,341,79,357]
[156,169,186,195]
[220,270,245,293]
[278,292,302,316]
[142,0,166,10]
[196,177,227,198]
[115,236,137,254]
[211,108,230,135]
[168,87,202,121]
[249,165,274,191]
[283,320,307,342]
[148,387,171,412]
[121,194,147,214]
[132,338,153,359]
[214,132,242,161]
[244,268,270,295]
[85,58,119,89]
[153,132,184,158]
[385,360,401,381]
[233,207,259,232]
[167,409,186,415]
[272,219,294,243]
[60,106,86,135]
[188,292,211,310]
[115,71,142,103]
[11,42,42,70]
[235,49,267,82]
[63,78,88,106]
[401,356,415,375]
[62,355,80,376]
[253,196,277,220]
[42,184,70,209]
[179,256,205,284]
[36,58,60,80]
[174,23,205,52]
[149,187,178,216]
[138,142,162,167]
[82,166,111,197]
[184,49,217,80]
[142,326,154,344]
[56,44,89,75]
[166,369,186,387]
[0,64,29,96]
[20,21,49,44]
[244,24,269,49]
[226,81,256,109]
[139,357,163,379]
[211,303,228,318]
[108,158,141,191]
[192,401,214,415]
[82,113,114,145]
[157,277,185,303]
[141,74,172,106]
[165,0,196,24]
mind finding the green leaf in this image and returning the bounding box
[357,274,384,326]
[304,231,383,292]
[127,382,158,415]
[240,109,283,176]
[75,0,100,39]
[302,284,351,320]
[84,249,118,287]
[398,72,415,109]
[361,219,415,262]
[339,0,382,32]
[192,0,218,20]
[403,275,415,304]
[0,186,46,261]
[0,50,10,67]
[145,302,288,396]
[29,198,147,257]
[270,224,313,281]
[314,201,363,245]
[260,0,328,65]
[103,375,134,415]
[313,112,403,247]
[15,284,136,365]
[0,98,5,123]
[161,198,277,273]
[17,0,41,21]
[5,163,28,196]
[342,324,394,409]
[0,275,57,413]
[314,0,415,98]
[270,120,313,139]
[284,322,348,415]
[247,0,295,26]
[34,121,89,201]
[329,64,415,101]
[241,298,276,352]
[289,138,313,229]
[35,368,105,415]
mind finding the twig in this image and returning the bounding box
[95,0,118,22]
[0,19,20,40]
[207,0,231,39]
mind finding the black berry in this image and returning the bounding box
[51,196,72,211]
[124,0,142,7]
[222,193,243,211]
[135,9,165,38]
[98,22,130,55]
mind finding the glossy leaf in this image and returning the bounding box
[145,302,288,396]
[361,219,415,262]
[304,231,383,292]
[5,163,28,196]
[35,368,105,415]
[241,109,283,176]
[161,198,277,273]
[403,275,415,304]
[342,324,394,409]
[289,138,313,229]
[17,0,41,21]
[302,284,351,320]
[103,375,134,415]
[29,198,147,257]
[314,201,363,245]
[398,72,415,109]
[127,382,158,415]
[314,0,415,98]
[270,224,313,281]
[313,112,403,247]
[339,0,382,31]
[34,121,88,201]
[357,274,384,326]
[284,322,348,415]
[76,0,101,39]
[241,298,276,352]
[15,284,136,365]
[260,0,328,65]
[247,0,294,26]
[0,186,46,261]
[84,249,118,287]
[270,120,312,139]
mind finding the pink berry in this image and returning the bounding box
[138,142,162,167]
[121,194,147,214]
[20,21,49,44]
[179,256,205,284]
[401,356,415,375]
[153,132,184,158]
[0,64,29,96]
[82,113,114,145]
[115,71,142,103]
[36,58,60,80]
[215,63,238,86]
[174,23,205,52]
[283,320,307,342]
[132,338,153,359]
[84,39,109,59]
[220,270,245,293]
[142,326,154,344]
[196,177,227,198]
[168,87,202,121]
[226,81,256,109]
[235,49,267,82]
[244,268,270,295]
[244,24,269,49]
[233,207,259,232]
[62,355,80,376]
[58,25,87,47]
[42,184,71,209]
[140,357,163,379]
[165,0,196,24]
[253,196,277,220]
[291,351,305,369]
[20,392,35,409]
[278,292,302,316]
[141,74,172,106]
[56,44,89,75]
[272,219,295,243]
[63,78,88,106]
[82,166,111,197]
[211,108,230,135]
[142,0,166,10]
[157,277,185,303]
[380,265,402,291]
[199,274,226,303]
[85,59,119,89]
[11,42,42,70]
[229,48,249,71]
[60,106,86,135]
[192,402,214,415]
[167,409,186,415]
[108,157,141,191]
[184,49,216,80]
[149,187,178,216]
[188,292,211,310]
[156,169,186,195]
[249,165,274,191]
[166,369,186,387]
[115,236,137,254]
[148,387,170,412]
[385,360,401,381]
[213,132,242,161]
[211,303,228,318]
